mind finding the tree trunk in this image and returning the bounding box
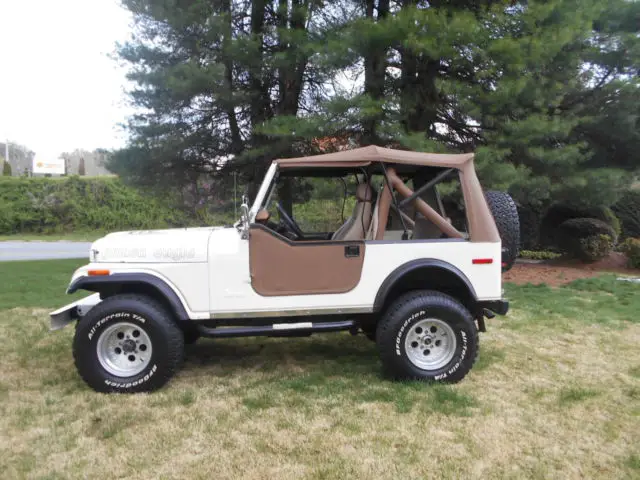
[249,0,270,130]
[363,0,390,145]
[221,0,242,154]
[275,0,311,212]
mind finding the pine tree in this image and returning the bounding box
[113,0,639,212]
[111,0,342,197]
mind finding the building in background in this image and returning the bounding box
[0,142,113,177]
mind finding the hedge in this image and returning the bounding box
[556,218,616,261]
[540,204,621,249]
[0,176,197,235]
[613,190,640,240]
[620,238,640,269]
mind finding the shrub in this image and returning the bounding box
[517,203,544,250]
[540,204,621,248]
[0,176,202,235]
[577,234,614,262]
[600,207,621,239]
[2,161,11,176]
[620,238,640,269]
[612,190,640,240]
[556,218,616,261]
[558,217,617,241]
[519,250,561,260]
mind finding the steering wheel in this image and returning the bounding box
[276,202,305,239]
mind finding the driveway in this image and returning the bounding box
[0,241,92,261]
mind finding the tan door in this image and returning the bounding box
[249,225,366,296]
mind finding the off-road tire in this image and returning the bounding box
[377,290,478,383]
[485,190,520,271]
[73,294,184,393]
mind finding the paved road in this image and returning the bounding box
[0,241,92,261]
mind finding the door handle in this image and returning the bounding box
[344,245,360,258]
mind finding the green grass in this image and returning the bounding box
[503,274,640,330]
[558,387,601,405]
[0,259,86,309]
[0,264,639,478]
[0,231,104,242]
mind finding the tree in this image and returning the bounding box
[78,157,86,176]
[114,0,639,212]
[2,159,12,176]
[111,0,344,196]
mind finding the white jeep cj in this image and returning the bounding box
[51,146,518,393]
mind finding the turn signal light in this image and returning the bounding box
[472,258,493,265]
[88,269,110,276]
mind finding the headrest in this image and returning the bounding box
[356,183,373,202]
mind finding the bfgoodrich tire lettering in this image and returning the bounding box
[377,290,478,383]
[73,294,184,393]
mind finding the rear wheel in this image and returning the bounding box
[376,291,478,382]
[73,294,184,393]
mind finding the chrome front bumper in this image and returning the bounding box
[49,293,101,331]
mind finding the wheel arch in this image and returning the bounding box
[67,273,190,321]
[373,260,478,315]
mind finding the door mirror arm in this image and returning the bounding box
[237,195,251,239]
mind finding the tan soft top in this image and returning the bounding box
[275,145,473,169]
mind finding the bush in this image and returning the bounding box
[578,234,614,262]
[612,190,640,240]
[558,217,617,241]
[600,207,621,239]
[540,204,621,248]
[0,176,203,235]
[620,238,640,269]
[556,218,616,261]
[519,250,561,260]
[517,203,545,250]
[2,161,11,176]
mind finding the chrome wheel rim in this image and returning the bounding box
[404,318,457,370]
[96,322,153,377]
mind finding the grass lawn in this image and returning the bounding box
[0,261,638,479]
[0,259,87,310]
[0,232,105,242]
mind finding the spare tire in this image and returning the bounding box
[485,191,520,271]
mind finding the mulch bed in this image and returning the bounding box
[505,252,639,287]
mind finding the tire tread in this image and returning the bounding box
[73,293,184,393]
[377,290,478,382]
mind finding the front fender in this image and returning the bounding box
[67,272,190,321]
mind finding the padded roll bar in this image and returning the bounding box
[386,168,464,239]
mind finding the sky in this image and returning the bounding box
[0,0,133,160]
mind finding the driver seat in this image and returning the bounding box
[331,183,373,241]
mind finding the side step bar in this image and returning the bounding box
[196,320,356,338]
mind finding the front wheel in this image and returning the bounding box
[376,291,478,383]
[73,294,184,393]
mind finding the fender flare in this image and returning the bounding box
[373,259,478,312]
[67,273,190,321]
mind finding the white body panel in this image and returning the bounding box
[207,228,502,317]
[91,227,219,263]
[70,263,211,319]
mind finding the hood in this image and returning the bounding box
[90,226,228,263]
